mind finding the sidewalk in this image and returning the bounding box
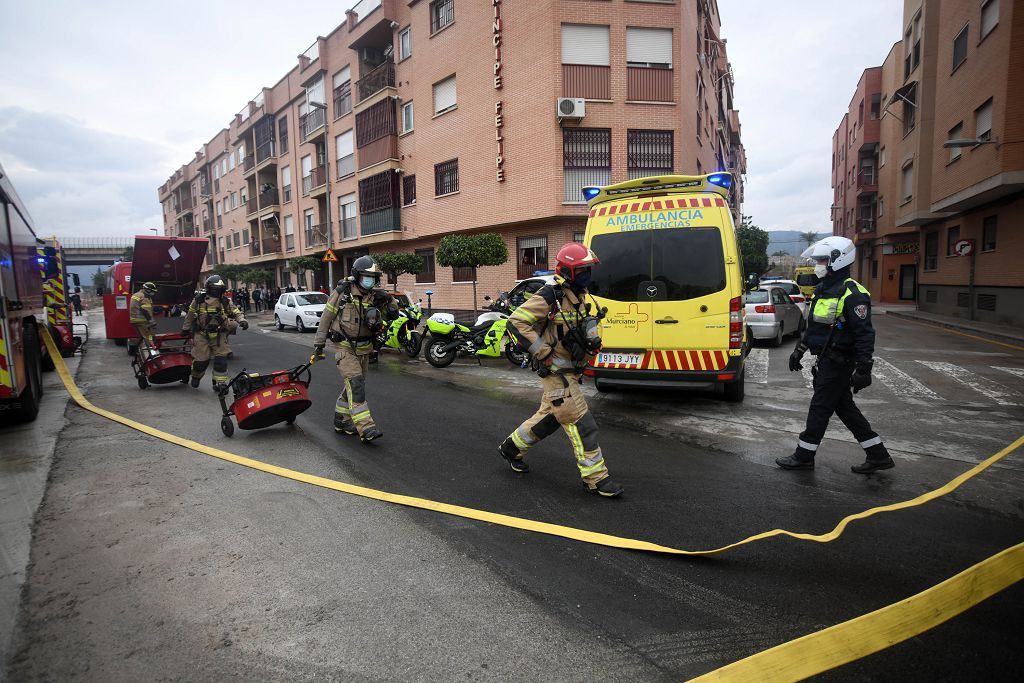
[882,307,1024,346]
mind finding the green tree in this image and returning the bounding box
[122,246,134,262]
[288,256,322,290]
[91,267,107,294]
[736,216,770,278]
[436,233,509,312]
[772,250,790,257]
[799,231,820,250]
[242,269,274,286]
[213,264,245,287]
[371,252,424,290]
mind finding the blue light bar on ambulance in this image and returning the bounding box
[581,186,602,201]
[707,173,732,190]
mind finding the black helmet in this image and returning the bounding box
[351,255,382,287]
[205,275,227,298]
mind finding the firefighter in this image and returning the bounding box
[498,243,624,498]
[182,275,248,390]
[129,281,158,353]
[312,256,397,443]
[777,236,895,474]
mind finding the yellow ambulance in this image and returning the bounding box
[580,173,747,401]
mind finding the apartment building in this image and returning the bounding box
[158,0,746,312]
[831,0,1022,327]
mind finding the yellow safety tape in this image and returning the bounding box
[41,326,1023,557]
[690,541,1023,681]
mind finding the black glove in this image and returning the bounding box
[239,319,249,330]
[788,343,807,372]
[313,342,325,359]
[851,360,873,393]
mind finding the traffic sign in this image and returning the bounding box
[952,239,974,257]
[322,249,338,263]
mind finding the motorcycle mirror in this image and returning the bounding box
[484,295,492,301]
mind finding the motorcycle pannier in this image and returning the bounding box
[426,312,457,335]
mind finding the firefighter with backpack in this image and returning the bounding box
[129,281,159,353]
[182,274,248,390]
[498,243,624,498]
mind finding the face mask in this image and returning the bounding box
[572,268,592,290]
[814,264,829,279]
[359,276,377,290]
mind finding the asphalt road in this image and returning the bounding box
[7,311,1024,681]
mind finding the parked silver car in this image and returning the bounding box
[744,286,804,347]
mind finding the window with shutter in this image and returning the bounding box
[433,75,457,114]
[561,25,610,65]
[975,98,993,140]
[981,0,999,38]
[626,27,672,68]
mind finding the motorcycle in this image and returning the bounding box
[423,292,528,368]
[373,296,424,358]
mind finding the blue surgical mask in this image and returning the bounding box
[360,276,377,290]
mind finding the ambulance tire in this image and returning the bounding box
[723,370,745,403]
[595,380,615,393]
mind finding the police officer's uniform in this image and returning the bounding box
[182,292,246,388]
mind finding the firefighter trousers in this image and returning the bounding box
[190,332,231,385]
[334,345,377,436]
[794,356,889,462]
[506,373,610,488]
[132,322,155,349]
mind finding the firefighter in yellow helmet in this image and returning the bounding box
[128,281,158,354]
[499,243,623,497]
[313,256,398,443]
[182,275,247,390]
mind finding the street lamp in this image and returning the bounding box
[308,100,333,289]
[149,228,159,234]
[943,137,998,149]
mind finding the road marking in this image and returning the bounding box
[916,361,1020,405]
[994,366,1024,382]
[894,317,1024,352]
[39,326,1024,558]
[872,357,940,402]
[745,348,768,384]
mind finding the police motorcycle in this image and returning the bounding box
[423,292,528,368]
[372,294,424,359]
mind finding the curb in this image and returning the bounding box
[885,311,1024,347]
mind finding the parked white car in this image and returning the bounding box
[274,291,328,332]
[760,279,809,318]
[744,286,804,347]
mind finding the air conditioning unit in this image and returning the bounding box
[556,97,586,119]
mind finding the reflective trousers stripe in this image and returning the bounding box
[798,439,819,452]
[860,436,883,448]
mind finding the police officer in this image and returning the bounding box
[182,275,248,390]
[498,243,624,498]
[313,256,397,443]
[777,236,895,474]
[129,281,158,354]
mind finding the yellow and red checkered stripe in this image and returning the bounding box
[0,326,12,396]
[38,240,69,327]
[592,349,729,371]
[589,196,727,217]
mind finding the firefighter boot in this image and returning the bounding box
[852,443,895,474]
[190,376,201,388]
[360,424,383,443]
[498,437,530,473]
[334,414,357,435]
[590,477,624,498]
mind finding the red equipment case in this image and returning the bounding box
[217,364,313,437]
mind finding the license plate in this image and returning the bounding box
[597,352,642,366]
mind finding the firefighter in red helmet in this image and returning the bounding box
[498,242,624,497]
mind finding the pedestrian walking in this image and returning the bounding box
[776,236,895,474]
[252,287,263,312]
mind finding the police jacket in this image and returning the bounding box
[801,268,874,363]
[182,294,245,337]
[314,281,397,354]
[510,284,591,373]
[129,292,153,324]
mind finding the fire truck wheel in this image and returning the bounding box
[9,324,42,422]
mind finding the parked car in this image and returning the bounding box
[744,286,804,347]
[507,275,556,309]
[274,291,329,332]
[760,279,809,318]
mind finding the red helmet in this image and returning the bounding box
[554,242,599,281]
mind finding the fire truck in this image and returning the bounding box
[37,235,86,363]
[1,163,48,423]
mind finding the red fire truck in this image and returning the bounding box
[37,235,85,361]
[1,163,49,423]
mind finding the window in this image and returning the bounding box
[402,174,416,205]
[233,232,240,248]
[948,123,964,161]
[231,191,238,209]
[982,216,997,251]
[562,24,610,66]
[221,158,228,175]
[229,152,236,171]
[242,228,249,245]
[913,13,922,70]
[452,266,475,283]
[219,237,224,252]
[278,116,289,154]
[626,27,672,68]
[871,260,878,280]
[430,0,454,34]
[878,196,885,217]
[237,145,245,166]
[336,130,354,178]
[870,93,881,119]
[415,248,435,283]
[975,98,993,141]
[879,145,886,167]
[359,171,400,213]
[333,66,352,119]
[214,164,220,180]
[947,225,960,256]
[301,155,312,195]
[282,166,292,202]
[303,209,315,249]
[901,163,913,201]
[399,27,412,60]
[627,129,673,179]
[284,215,295,251]
[402,101,414,133]
[924,232,938,271]
[902,84,917,136]
[952,25,969,71]
[517,236,548,280]
[574,231,585,244]
[434,159,459,196]
[215,200,221,215]
[563,128,611,202]
[433,75,457,115]
[339,193,357,239]
[981,0,999,38]
[240,188,247,206]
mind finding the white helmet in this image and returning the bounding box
[801,235,856,272]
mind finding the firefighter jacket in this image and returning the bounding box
[182,294,245,338]
[510,284,591,374]
[129,292,153,324]
[314,281,398,354]
[802,268,874,363]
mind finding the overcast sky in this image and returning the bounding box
[0,1,903,240]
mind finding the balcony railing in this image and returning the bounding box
[627,66,673,103]
[250,240,262,257]
[349,0,382,25]
[243,154,256,172]
[255,141,276,164]
[302,166,327,195]
[337,154,355,178]
[340,216,358,240]
[246,198,259,215]
[176,195,194,212]
[259,190,280,208]
[857,218,876,234]
[357,61,395,102]
[857,169,877,187]
[334,82,352,119]
[305,223,329,248]
[300,108,326,139]
[562,64,610,100]
[360,206,400,236]
[263,237,282,254]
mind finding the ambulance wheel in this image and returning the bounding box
[276,314,285,331]
[137,375,149,390]
[221,417,234,437]
[724,372,745,403]
[425,338,456,368]
[595,380,615,394]
[404,331,423,358]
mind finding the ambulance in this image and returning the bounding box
[581,173,747,401]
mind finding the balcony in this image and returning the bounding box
[175,195,195,215]
[627,67,673,103]
[337,153,355,179]
[246,197,259,218]
[242,154,256,177]
[339,216,359,240]
[258,190,280,215]
[202,217,212,233]
[856,169,878,195]
[255,141,276,169]
[305,223,330,248]
[360,206,400,236]
[303,166,327,197]
[334,82,352,119]
[262,237,282,255]
[300,107,326,142]
[250,239,262,257]
[562,65,610,101]
[357,61,395,103]
[857,218,877,237]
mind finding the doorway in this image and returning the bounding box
[899,264,916,300]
